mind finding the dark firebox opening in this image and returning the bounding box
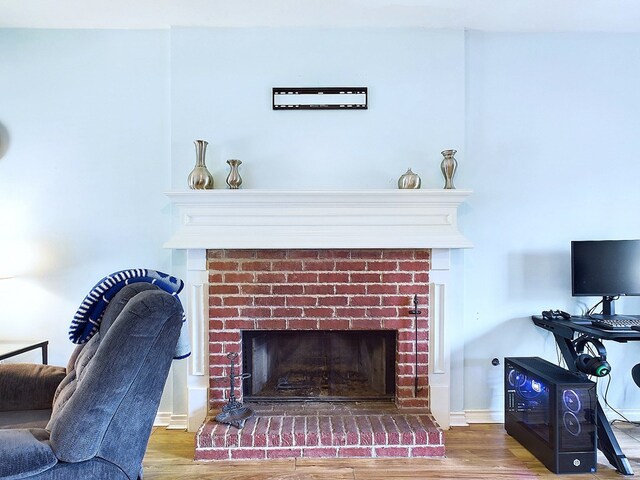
[242,330,396,402]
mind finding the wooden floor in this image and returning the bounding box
[143,422,640,479]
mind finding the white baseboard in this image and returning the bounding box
[167,414,188,430]
[154,412,172,427]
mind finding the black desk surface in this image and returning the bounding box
[531,315,640,342]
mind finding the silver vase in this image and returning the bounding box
[188,140,214,190]
[397,168,421,189]
[225,159,242,189]
[440,149,458,189]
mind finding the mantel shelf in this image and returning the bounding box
[164,189,472,250]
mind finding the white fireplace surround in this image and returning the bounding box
[164,189,472,431]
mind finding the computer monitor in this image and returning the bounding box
[571,239,640,315]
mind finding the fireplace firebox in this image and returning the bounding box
[242,330,396,402]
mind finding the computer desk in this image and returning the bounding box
[532,315,640,475]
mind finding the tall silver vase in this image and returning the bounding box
[440,149,458,189]
[226,159,242,189]
[188,140,214,190]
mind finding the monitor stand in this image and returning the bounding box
[602,296,616,316]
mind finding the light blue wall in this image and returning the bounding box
[2,27,640,416]
[465,31,640,413]
[0,29,170,366]
[170,28,465,189]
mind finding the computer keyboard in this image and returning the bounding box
[590,316,640,330]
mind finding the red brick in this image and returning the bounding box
[367,307,399,318]
[256,272,287,283]
[266,448,302,459]
[209,342,223,354]
[255,319,287,329]
[225,430,240,447]
[382,318,412,329]
[398,260,429,272]
[411,445,445,457]
[288,272,319,283]
[381,272,413,283]
[223,296,253,307]
[319,250,351,259]
[366,261,399,271]
[343,416,359,445]
[272,307,304,318]
[350,250,383,259]
[254,296,286,306]
[318,319,350,329]
[355,416,372,445]
[302,447,338,458]
[194,448,230,460]
[366,284,398,295]
[230,449,266,460]
[349,296,381,307]
[350,319,383,329]
[428,429,443,445]
[226,250,257,259]
[240,284,272,295]
[394,416,416,445]
[287,296,317,307]
[334,260,367,271]
[335,284,366,295]
[414,250,430,260]
[209,319,224,330]
[224,318,255,330]
[303,307,335,318]
[241,261,272,271]
[210,284,240,295]
[304,284,335,295]
[256,249,288,259]
[305,416,319,446]
[350,272,381,283]
[413,273,429,283]
[330,416,346,446]
[210,331,241,342]
[294,416,306,446]
[272,260,304,271]
[207,250,224,259]
[281,417,294,447]
[369,416,387,445]
[381,250,418,260]
[335,307,367,318]
[338,447,374,457]
[317,272,349,283]
[209,260,239,271]
[209,273,223,283]
[288,319,319,329]
[224,272,255,283]
[240,307,272,317]
[319,416,332,446]
[287,250,319,259]
[273,284,304,295]
[268,417,282,447]
[375,446,410,457]
[303,260,335,271]
[381,295,412,306]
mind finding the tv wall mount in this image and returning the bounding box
[272,87,368,110]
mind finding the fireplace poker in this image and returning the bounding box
[409,294,423,397]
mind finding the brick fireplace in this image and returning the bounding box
[164,189,472,449]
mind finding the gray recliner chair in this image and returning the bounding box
[0,283,184,480]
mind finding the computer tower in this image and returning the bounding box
[504,357,597,474]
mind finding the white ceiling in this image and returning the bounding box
[1,0,640,32]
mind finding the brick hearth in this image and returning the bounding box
[196,403,444,460]
[197,248,441,460]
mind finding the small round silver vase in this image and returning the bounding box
[398,168,421,189]
[440,149,458,189]
[226,159,243,189]
[188,140,214,190]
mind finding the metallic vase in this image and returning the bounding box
[225,159,243,189]
[440,149,458,189]
[187,140,214,190]
[397,168,421,189]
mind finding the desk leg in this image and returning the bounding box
[42,342,48,365]
[553,333,633,475]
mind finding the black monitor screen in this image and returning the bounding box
[571,240,640,297]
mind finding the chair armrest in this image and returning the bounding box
[0,428,57,479]
[0,364,66,411]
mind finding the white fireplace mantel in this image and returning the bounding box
[164,189,472,250]
[164,189,472,431]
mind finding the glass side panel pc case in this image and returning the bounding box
[505,357,597,474]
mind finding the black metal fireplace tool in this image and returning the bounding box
[214,352,254,429]
[409,294,423,397]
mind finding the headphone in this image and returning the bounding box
[574,337,611,377]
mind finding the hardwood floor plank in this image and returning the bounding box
[143,423,640,479]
